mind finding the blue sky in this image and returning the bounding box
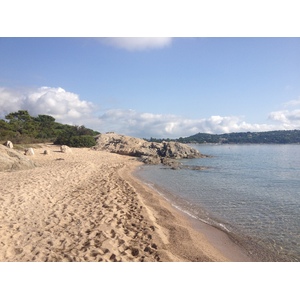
[1,37,300,138]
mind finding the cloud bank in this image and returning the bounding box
[0,86,95,125]
[1,86,300,138]
[97,109,280,138]
[99,37,173,51]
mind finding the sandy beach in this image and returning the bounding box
[0,144,251,262]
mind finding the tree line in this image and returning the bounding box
[0,110,100,147]
[147,130,300,144]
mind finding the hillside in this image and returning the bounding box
[148,130,300,144]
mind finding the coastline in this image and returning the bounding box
[0,144,251,262]
[129,166,253,262]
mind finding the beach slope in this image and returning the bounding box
[0,144,240,262]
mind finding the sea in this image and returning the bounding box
[135,144,300,261]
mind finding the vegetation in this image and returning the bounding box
[147,130,300,144]
[0,110,99,147]
[178,130,300,144]
[54,135,97,148]
[3,110,300,146]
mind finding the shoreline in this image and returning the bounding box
[0,144,252,262]
[134,163,297,262]
[130,166,253,262]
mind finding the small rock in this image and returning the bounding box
[4,141,13,149]
[60,145,72,153]
[24,148,35,156]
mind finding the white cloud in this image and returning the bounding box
[0,86,95,125]
[0,87,22,113]
[269,109,300,127]
[283,97,300,107]
[97,109,279,138]
[99,37,173,51]
[268,97,300,129]
[2,86,300,139]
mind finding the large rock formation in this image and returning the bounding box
[0,145,37,172]
[93,133,206,165]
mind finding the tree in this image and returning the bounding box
[5,110,33,134]
[34,114,56,139]
[1,110,100,146]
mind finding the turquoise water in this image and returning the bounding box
[135,144,300,261]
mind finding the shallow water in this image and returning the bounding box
[136,144,300,261]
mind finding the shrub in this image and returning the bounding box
[55,135,96,148]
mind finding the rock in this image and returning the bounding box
[0,145,37,172]
[184,165,209,171]
[60,145,72,153]
[43,150,49,155]
[157,141,202,159]
[4,141,13,149]
[24,148,35,156]
[161,158,181,169]
[94,133,205,165]
[94,133,156,157]
[140,155,161,165]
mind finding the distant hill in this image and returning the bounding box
[148,130,300,144]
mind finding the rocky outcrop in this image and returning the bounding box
[94,133,154,157]
[0,145,37,172]
[155,141,203,159]
[93,133,206,164]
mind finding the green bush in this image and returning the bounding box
[53,134,70,146]
[55,135,96,148]
[69,135,97,147]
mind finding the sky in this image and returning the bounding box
[1,37,300,138]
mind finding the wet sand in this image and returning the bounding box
[0,144,251,262]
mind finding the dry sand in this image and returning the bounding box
[0,144,251,262]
